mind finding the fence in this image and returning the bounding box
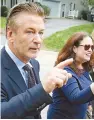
[68,10,78,19]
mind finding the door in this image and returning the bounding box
[61,4,65,17]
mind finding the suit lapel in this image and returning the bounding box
[8,67,28,92]
[1,47,27,92]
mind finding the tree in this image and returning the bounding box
[88,0,94,5]
[80,0,94,20]
[1,6,8,17]
[81,0,94,7]
[35,2,50,16]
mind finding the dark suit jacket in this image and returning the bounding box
[90,70,94,118]
[1,47,52,119]
[90,69,94,82]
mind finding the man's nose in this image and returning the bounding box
[34,33,42,44]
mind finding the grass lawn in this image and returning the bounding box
[0,17,6,29]
[43,23,94,51]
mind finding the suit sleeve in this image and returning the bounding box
[61,77,94,104]
[1,83,52,118]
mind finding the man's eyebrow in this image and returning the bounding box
[27,28,45,31]
[38,28,45,31]
[27,28,34,30]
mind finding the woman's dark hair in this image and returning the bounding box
[55,32,93,71]
[89,51,94,69]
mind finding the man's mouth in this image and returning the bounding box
[29,48,39,51]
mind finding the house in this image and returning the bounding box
[1,0,88,18]
[1,0,42,8]
[41,0,88,18]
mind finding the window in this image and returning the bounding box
[11,0,17,7]
[26,0,31,2]
[1,0,6,6]
[73,4,75,10]
[70,3,72,11]
[1,0,3,5]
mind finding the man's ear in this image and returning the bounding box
[6,26,15,43]
[73,46,77,53]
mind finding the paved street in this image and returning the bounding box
[44,18,91,38]
[0,18,91,119]
[0,18,91,46]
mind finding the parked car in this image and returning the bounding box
[87,7,94,22]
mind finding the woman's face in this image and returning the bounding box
[73,36,94,63]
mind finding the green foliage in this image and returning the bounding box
[42,5,50,16]
[88,0,94,5]
[35,2,50,16]
[0,17,6,28]
[44,24,94,51]
[80,10,89,20]
[81,0,94,6]
[81,0,89,8]
[81,0,94,10]
[1,6,8,17]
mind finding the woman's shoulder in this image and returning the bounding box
[64,66,89,80]
[64,66,78,79]
[64,66,76,74]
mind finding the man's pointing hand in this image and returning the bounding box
[42,58,73,93]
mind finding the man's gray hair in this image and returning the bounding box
[6,2,44,32]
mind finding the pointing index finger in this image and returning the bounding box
[56,58,73,69]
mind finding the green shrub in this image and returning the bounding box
[35,2,50,16]
[80,10,88,20]
[42,5,50,16]
[44,24,94,51]
[1,6,8,17]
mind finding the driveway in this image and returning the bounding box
[44,18,91,38]
[1,18,91,47]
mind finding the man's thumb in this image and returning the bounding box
[56,58,73,69]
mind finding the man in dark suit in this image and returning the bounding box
[90,69,94,119]
[90,41,94,118]
[91,32,94,118]
[1,2,73,119]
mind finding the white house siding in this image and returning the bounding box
[42,0,71,18]
[5,0,40,9]
[18,0,27,3]
[5,0,27,9]
[41,0,88,18]
[34,0,42,2]
[61,0,88,17]
[3,0,89,18]
[42,0,61,17]
[60,0,77,18]
[6,0,11,8]
[74,0,88,16]
[60,0,70,17]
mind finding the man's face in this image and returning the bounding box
[7,13,45,63]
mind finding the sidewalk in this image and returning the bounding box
[37,50,58,80]
[36,50,58,119]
